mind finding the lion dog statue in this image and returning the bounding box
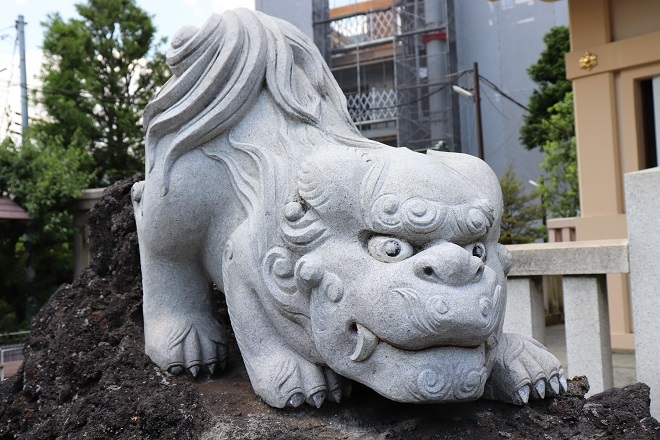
[132,9,565,409]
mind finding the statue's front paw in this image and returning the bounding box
[146,314,228,377]
[245,351,351,409]
[483,333,566,405]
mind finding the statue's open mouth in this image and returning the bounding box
[350,323,485,362]
[350,284,502,362]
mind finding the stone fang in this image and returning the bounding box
[350,324,379,362]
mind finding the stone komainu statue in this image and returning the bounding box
[132,9,565,408]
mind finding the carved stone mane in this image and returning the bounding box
[143,9,377,195]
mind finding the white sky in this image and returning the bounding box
[0,0,256,140]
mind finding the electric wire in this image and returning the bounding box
[345,69,470,112]
[481,84,511,121]
[479,73,574,139]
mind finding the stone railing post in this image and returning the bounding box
[563,275,613,394]
[73,188,105,278]
[506,240,628,396]
[503,276,545,344]
[625,167,660,419]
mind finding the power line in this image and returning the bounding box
[481,84,511,121]
[478,74,532,113]
[345,69,470,112]
[478,73,574,140]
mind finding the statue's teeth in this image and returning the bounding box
[350,323,378,362]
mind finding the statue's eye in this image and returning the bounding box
[470,242,486,261]
[368,236,414,263]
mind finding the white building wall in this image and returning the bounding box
[454,0,569,184]
[257,0,570,185]
[255,0,313,38]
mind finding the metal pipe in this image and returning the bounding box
[424,0,448,148]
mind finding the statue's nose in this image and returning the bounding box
[413,243,484,286]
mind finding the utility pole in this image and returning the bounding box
[16,15,28,143]
[450,62,484,160]
[473,61,484,161]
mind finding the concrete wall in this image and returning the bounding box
[453,0,569,184]
[255,0,313,38]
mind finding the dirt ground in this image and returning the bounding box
[0,175,658,439]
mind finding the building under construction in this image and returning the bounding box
[314,0,462,152]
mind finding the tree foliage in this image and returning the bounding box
[520,26,572,151]
[0,0,169,331]
[538,92,580,218]
[0,133,92,330]
[35,0,169,185]
[520,25,579,219]
[499,166,546,245]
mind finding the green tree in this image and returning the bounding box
[0,0,170,330]
[520,26,572,151]
[35,0,170,185]
[499,166,546,245]
[0,133,92,329]
[520,25,579,218]
[538,92,580,218]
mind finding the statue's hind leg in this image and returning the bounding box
[132,180,228,376]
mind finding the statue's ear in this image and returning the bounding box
[295,256,344,303]
[294,255,324,294]
[497,244,512,276]
[262,247,310,314]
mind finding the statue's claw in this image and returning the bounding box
[516,384,531,404]
[559,372,568,391]
[206,362,217,375]
[188,364,200,377]
[323,367,347,403]
[549,375,560,395]
[534,379,546,399]
[168,365,184,375]
[286,393,305,408]
[308,390,326,408]
[483,333,564,405]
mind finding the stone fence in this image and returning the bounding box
[503,167,660,419]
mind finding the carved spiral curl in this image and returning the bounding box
[453,367,487,400]
[416,368,451,398]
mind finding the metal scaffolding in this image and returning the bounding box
[314,0,460,151]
